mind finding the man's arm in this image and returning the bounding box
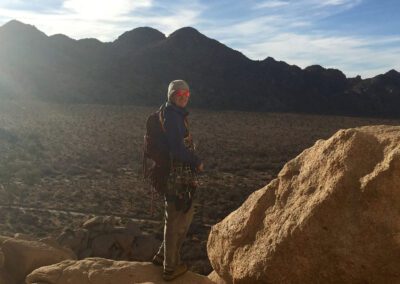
[164,111,201,169]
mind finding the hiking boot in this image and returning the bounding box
[152,254,163,266]
[162,263,188,281]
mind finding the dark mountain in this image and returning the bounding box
[345,69,400,116]
[0,20,399,117]
[113,27,166,51]
[0,19,47,42]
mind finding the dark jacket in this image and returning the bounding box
[162,101,201,170]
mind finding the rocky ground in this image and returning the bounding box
[1,98,399,275]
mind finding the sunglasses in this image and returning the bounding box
[176,90,190,98]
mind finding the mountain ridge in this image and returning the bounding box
[0,19,399,117]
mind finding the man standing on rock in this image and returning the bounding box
[148,79,204,281]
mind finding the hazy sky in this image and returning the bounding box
[0,0,399,78]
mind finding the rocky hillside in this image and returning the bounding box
[0,20,399,117]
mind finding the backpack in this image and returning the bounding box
[142,106,196,199]
[142,108,170,179]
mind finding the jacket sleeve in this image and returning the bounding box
[164,111,201,169]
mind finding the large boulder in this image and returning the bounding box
[57,228,90,257]
[208,125,400,283]
[26,258,215,284]
[0,243,15,284]
[2,238,76,283]
[0,247,4,268]
[0,269,15,284]
[208,271,226,284]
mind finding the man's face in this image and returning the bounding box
[173,90,190,108]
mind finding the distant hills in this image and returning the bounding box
[0,20,399,117]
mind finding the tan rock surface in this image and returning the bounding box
[26,258,215,284]
[0,248,4,268]
[208,126,400,283]
[208,271,226,284]
[0,269,16,284]
[2,238,76,283]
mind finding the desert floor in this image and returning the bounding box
[1,98,399,274]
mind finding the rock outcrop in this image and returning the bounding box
[208,125,400,283]
[26,258,215,284]
[208,271,226,284]
[0,247,4,267]
[0,236,13,284]
[0,269,15,284]
[1,236,76,284]
[57,216,159,261]
[1,244,15,284]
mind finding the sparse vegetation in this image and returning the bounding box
[0,98,399,274]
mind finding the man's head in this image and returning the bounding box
[167,80,190,108]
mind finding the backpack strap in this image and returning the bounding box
[142,132,149,180]
[183,116,189,131]
[143,107,169,180]
[158,109,166,133]
[158,107,173,173]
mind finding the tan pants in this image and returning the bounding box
[155,198,194,272]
